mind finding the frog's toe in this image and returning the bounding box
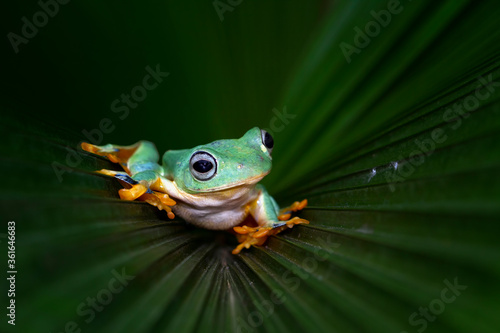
[282,216,309,228]
[278,199,308,220]
[81,142,140,165]
[96,171,176,218]
[116,183,176,219]
[232,225,273,254]
[265,217,309,235]
[139,191,176,219]
[232,227,269,254]
[95,169,129,178]
[232,217,309,254]
[118,183,149,201]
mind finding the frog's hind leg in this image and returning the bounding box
[81,142,141,174]
[82,141,176,218]
[81,141,145,196]
[81,140,161,179]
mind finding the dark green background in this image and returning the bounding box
[2,1,319,151]
[1,1,500,333]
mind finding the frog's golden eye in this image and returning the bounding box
[260,129,274,153]
[190,151,217,181]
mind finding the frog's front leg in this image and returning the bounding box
[232,185,309,254]
[81,141,176,218]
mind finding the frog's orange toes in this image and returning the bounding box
[95,169,125,177]
[232,217,309,254]
[118,184,148,201]
[117,185,176,219]
[272,217,310,232]
[278,199,308,220]
[232,233,268,255]
[232,225,275,254]
[81,142,139,166]
[139,192,176,219]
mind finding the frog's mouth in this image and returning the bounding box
[191,171,269,193]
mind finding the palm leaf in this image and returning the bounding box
[2,1,500,333]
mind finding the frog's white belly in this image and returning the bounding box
[161,179,260,230]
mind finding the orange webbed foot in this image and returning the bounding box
[278,199,308,221]
[138,191,176,219]
[81,142,140,172]
[232,217,309,254]
[113,180,177,219]
[118,183,149,201]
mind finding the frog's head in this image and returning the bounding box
[164,127,274,193]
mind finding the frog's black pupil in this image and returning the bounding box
[264,132,274,149]
[193,160,213,173]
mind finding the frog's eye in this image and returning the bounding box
[189,151,217,181]
[260,129,274,153]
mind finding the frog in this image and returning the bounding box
[81,127,308,254]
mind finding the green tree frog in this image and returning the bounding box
[81,127,308,254]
